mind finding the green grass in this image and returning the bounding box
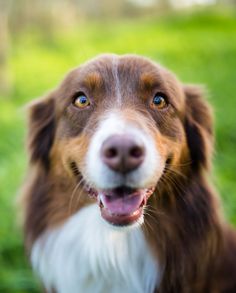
[0,9,236,292]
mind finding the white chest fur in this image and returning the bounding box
[31,204,161,293]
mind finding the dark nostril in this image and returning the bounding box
[105,147,118,158]
[129,146,144,158]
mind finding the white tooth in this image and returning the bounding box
[132,209,141,216]
[98,193,106,208]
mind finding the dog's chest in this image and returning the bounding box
[31,204,161,293]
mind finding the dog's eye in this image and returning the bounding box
[73,93,90,108]
[151,94,168,110]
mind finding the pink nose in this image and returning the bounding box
[101,135,145,173]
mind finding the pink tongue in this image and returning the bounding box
[99,192,144,215]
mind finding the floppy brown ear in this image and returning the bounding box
[184,85,214,171]
[27,94,55,170]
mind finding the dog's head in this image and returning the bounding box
[28,54,213,227]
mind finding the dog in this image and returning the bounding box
[21,54,236,293]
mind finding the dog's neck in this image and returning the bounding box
[31,204,162,293]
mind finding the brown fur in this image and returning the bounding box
[21,54,236,292]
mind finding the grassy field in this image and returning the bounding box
[0,9,236,292]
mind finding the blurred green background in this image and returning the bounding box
[0,0,236,292]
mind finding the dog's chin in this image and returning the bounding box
[87,185,155,226]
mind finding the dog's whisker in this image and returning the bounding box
[74,187,86,210]
[68,177,85,214]
[164,166,187,179]
[161,174,189,207]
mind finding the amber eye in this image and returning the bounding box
[73,93,90,108]
[151,93,168,110]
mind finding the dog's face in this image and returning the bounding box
[28,54,213,227]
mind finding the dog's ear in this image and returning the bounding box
[27,94,55,170]
[183,85,214,171]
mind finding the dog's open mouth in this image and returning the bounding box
[87,186,154,226]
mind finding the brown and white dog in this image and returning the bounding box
[21,54,236,293]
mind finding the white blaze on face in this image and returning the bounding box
[85,111,164,190]
[112,57,122,106]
